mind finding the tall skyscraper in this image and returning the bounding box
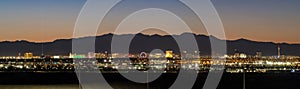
[165,50,173,58]
[255,52,262,58]
[277,44,281,59]
[24,52,33,59]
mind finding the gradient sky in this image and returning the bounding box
[0,0,299,43]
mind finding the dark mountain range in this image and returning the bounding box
[0,33,299,56]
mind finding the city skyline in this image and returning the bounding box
[1,1,300,89]
[0,33,299,57]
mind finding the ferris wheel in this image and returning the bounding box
[139,52,148,58]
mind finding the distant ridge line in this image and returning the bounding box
[0,33,296,45]
[0,33,300,56]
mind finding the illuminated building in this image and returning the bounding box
[74,54,86,58]
[233,49,240,58]
[69,53,86,58]
[278,44,281,59]
[232,49,247,59]
[69,53,74,58]
[24,52,33,59]
[239,53,247,59]
[88,52,96,58]
[112,53,119,58]
[182,50,187,58]
[17,52,21,59]
[223,54,229,58]
[194,50,200,58]
[149,53,163,58]
[95,53,107,58]
[139,52,148,58]
[256,52,262,58]
[165,50,173,58]
[52,56,60,59]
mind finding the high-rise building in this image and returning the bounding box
[194,50,200,58]
[239,53,247,59]
[256,52,262,58]
[182,50,187,59]
[277,44,281,59]
[18,52,21,57]
[165,50,173,58]
[24,52,33,59]
[88,52,96,58]
[233,49,240,58]
[69,53,74,58]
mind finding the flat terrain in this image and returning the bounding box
[0,72,300,89]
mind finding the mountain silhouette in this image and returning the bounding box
[0,33,298,56]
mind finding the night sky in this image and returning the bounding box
[0,0,299,43]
